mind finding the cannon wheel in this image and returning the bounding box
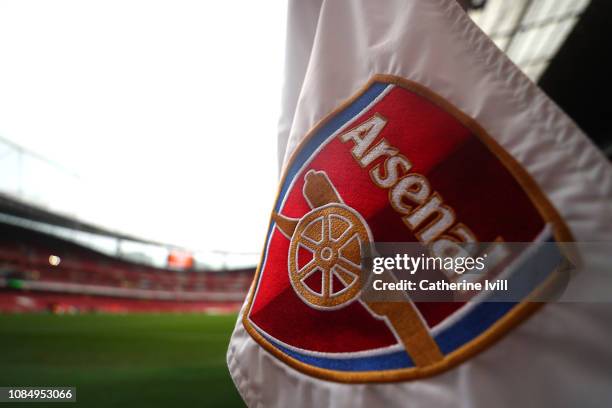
[288,203,369,309]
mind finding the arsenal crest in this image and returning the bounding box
[243,75,572,382]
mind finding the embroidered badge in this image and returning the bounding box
[242,74,572,382]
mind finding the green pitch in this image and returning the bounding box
[0,313,244,407]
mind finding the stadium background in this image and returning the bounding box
[1,0,610,407]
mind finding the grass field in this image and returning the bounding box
[0,313,244,407]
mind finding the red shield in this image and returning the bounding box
[242,75,571,382]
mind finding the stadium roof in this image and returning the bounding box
[0,192,171,247]
[469,0,590,80]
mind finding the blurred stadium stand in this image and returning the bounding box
[0,134,255,314]
[0,203,252,313]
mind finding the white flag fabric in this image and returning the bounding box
[227,0,612,407]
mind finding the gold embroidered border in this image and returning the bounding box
[241,74,574,383]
